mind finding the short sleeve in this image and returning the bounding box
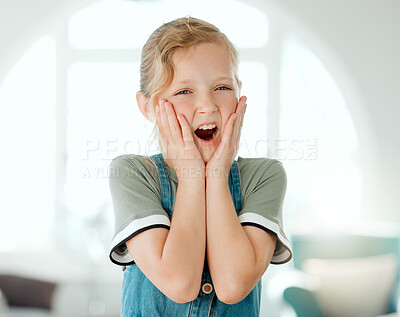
[238,159,292,264]
[108,155,170,266]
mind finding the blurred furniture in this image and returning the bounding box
[0,252,122,317]
[0,274,57,317]
[283,234,400,317]
[0,274,56,310]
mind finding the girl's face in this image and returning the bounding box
[158,42,241,163]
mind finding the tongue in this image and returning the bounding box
[195,128,216,141]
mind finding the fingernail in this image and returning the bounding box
[243,96,247,103]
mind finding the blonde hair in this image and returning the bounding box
[139,16,241,152]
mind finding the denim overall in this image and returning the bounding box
[121,153,261,316]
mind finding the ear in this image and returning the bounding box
[136,91,154,122]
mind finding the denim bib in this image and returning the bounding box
[121,153,261,316]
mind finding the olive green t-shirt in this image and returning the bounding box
[108,154,292,266]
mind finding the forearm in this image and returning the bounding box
[161,176,206,291]
[206,177,260,301]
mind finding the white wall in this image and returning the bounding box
[283,0,400,223]
[250,0,400,223]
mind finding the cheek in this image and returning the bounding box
[219,96,238,125]
[216,90,237,101]
[167,98,192,118]
[216,94,238,112]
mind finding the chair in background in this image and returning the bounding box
[282,234,400,317]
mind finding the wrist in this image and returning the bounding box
[205,167,230,184]
[206,165,230,179]
[206,173,229,193]
[175,166,206,182]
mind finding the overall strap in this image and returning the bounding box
[229,160,242,214]
[149,153,173,219]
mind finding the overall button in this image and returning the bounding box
[202,282,213,295]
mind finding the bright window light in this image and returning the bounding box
[280,37,361,232]
[0,36,55,251]
[68,0,268,49]
[65,62,152,219]
[238,62,268,158]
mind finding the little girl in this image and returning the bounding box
[108,17,292,317]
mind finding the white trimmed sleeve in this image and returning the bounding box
[108,155,171,266]
[239,160,292,264]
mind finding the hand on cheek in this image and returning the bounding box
[156,99,205,180]
[206,96,247,179]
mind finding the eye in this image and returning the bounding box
[216,86,231,91]
[176,90,191,95]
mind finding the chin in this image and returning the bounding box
[199,148,215,164]
[194,140,214,163]
[200,153,211,164]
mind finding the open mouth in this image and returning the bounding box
[194,124,218,141]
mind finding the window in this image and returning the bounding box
[279,37,361,231]
[0,36,55,251]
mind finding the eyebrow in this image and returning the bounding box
[175,76,234,85]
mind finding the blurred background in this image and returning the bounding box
[0,0,399,316]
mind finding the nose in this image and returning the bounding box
[196,94,218,115]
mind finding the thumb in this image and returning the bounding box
[177,114,194,142]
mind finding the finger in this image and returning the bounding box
[177,114,195,142]
[213,113,237,161]
[234,96,247,113]
[155,101,168,145]
[227,103,245,155]
[222,113,238,145]
[236,103,246,138]
[231,96,246,139]
[159,100,174,143]
[233,97,247,136]
[235,106,245,151]
[164,101,183,142]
